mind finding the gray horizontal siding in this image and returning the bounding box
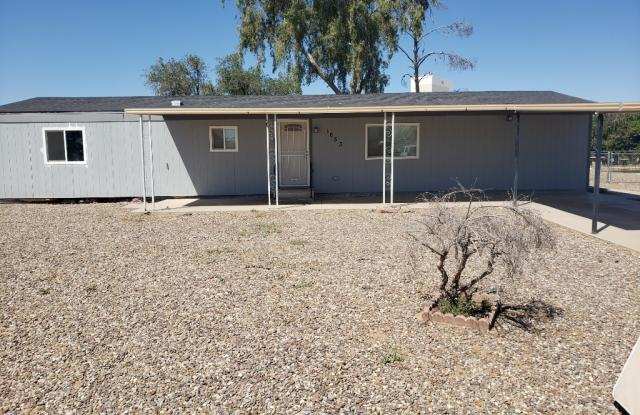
[0,112,589,199]
[153,118,267,196]
[311,113,590,193]
[0,113,268,199]
[0,120,142,198]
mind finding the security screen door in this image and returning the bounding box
[278,121,309,187]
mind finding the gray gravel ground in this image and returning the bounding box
[1,202,639,413]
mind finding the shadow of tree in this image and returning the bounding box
[495,299,564,332]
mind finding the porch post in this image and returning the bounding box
[265,114,272,205]
[148,115,156,211]
[138,115,147,211]
[512,112,520,207]
[274,114,280,206]
[390,112,396,204]
[592,113,604,234]
[382,112,387,204]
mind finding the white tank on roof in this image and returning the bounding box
[409,73,453,92]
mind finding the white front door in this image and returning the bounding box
[278,120,309,187]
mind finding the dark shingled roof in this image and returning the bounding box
[0,91,591,113]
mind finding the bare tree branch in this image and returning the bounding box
[419,20,473,41]
[422,52,476,71]
[397,44,416,65]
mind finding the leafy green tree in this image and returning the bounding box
[396,0,475,92]
[234,0,398,94]
[144,53,300,96]
[145,54,215,96]
[215,53,301,95]
[595,113,640,151]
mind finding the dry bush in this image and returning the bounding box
[408,187,555,310]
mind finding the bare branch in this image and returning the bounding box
[397,44,416,65]
[423,52,476,71]
[419,20,474,41]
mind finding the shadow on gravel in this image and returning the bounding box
[495,299,564,332]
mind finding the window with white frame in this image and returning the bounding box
[365,123,419,159]
[209,126,238,152]
[43,128,86,163]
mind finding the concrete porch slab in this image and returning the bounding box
[125,191,640,253]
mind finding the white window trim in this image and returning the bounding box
[209,126,239,152]
[42,127,87,165]
[365,123,420,160]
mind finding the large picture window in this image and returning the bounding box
[43,128,86,164]
[209,126,238,152]
[365,123,419,160]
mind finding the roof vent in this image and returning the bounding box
[171,100,182,107]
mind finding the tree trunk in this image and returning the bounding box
[302,48,343,94]
[413,36,420,93]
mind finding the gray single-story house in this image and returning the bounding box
[1,92,638,208]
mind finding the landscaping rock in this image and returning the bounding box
[0,202,638,413]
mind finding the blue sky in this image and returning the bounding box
[1,0,639,104]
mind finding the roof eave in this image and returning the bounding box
[124,102,640,116]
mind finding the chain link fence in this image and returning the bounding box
[590,151,640,193]
[603,152,640,183]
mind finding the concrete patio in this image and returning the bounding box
[126,190,640,253]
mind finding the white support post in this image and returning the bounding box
[148,116,155,211]
[138,115,147,211]
[513,112,520,207]
[265,114,272,206]
[274,114,280,206]
[592,113,604,234]
[390,112,396,204]
[382,112,387,204]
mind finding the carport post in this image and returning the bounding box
[390,112,396,204]
[138,115,147,212]
[148,115,155,211]
[382,112,387,204]
[265,114,272,206]
[592,113,604,234]
[274,114,279,206]
[512,112,520,207]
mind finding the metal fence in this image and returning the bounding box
[591,151,640,184]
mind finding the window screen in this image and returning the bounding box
[65,130,85,162]
[210,127,238,151]
[366,125,386,159]
[45,131,66,161]
[223,128,236,150]
[211,128,224,149]
[366,124,418,159]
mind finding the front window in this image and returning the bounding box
[365,123,419,159]
[209,126,238,152]
[44,128,85,163]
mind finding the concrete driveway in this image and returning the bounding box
[526,190,640,253]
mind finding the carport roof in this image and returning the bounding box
[1,91,639,114]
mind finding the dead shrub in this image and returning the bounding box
[408,187,555,312]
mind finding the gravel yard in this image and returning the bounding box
[1,202,639,413]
